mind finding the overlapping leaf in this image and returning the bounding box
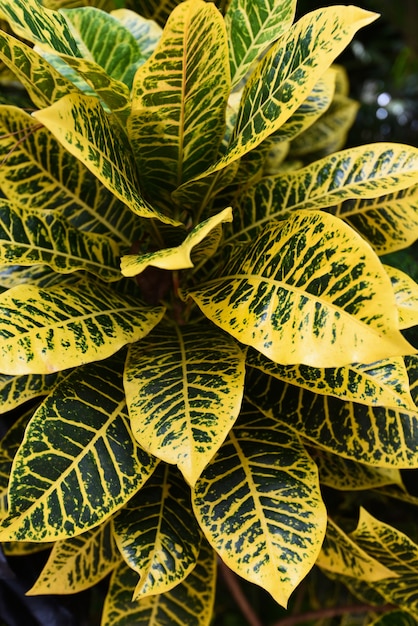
[384,265,418,330]
[229,144,418,245]
[112,9,162,60]
[370,610,418,626]
[128,0,230,205]
[28,520,122,594]
[124,322,246,486]
[247,350,416,410]
[0,371,65,414]
[0,280,165,375]
[185,210,413,368]
[121,208,232,276]
[193,406,326,608]
[247,369,418,468]
[0,355,158,542]
[317,517,395,582]
[0,200,122,281]
[225,0,296,88]
[33,94,179,226]
[102,540,216,626]
[113,464,202,599]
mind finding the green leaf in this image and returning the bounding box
[0,106,139,244]
[225,0,296,89]
[230,144,418,245]
[121,207,232,276]
[193,405,326,608]
[111,9,162,60]
[0,30,78,109]
[33,94,179,226]
[124,322,246,486]
[0,280,165,375]
[101,539,216,626]
[128,0,230,207]
[27,521,122,594]
[0,371,65,414]
[385,265,418,330]
[184,210,413,368]
[317,517,395,583]
[247,370,418,468]
[0,200,122,281]
[247,351,416,410]
[113,464,202,599]
[0,355,158,542]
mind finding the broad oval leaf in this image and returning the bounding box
[185,210,413,368]
[124,322,246,486]
[27,520,122,595]
[225,0,296,89]
[101,539,216,626]
[0,200,122,281]
[193,406,326,608]
[128,0,230,206]
[0,355,158,542]
[112,9,162,60]
[113,464,202,599]
[33,94,179,226]
[0,280,165,375]
[385,265,418,330]
[121,207,232,276]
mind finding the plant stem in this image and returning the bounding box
[218,560,263,626]
[271,603,394,626]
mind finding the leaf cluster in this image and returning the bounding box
[0,0,418,624]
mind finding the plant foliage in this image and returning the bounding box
[0,0,417,624]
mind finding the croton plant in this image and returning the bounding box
[0,0,418,623]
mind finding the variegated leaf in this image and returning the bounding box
[0,31,78,109]
[28,520,122,594]
[128,0,230,208]
[385,265,418,330]
[0,106,139,244]
[229,144,418,245]
[0,264,71,290]
[130,0,184,27]
[0,355,158,542]
[247,369,418,468]
[33,94,179,226]
[225,0,296,89]
[121,207,232,276]
[101,539,216,626]
[247,350,416,410]
[370,610,418,626]
[317,517,395,583]
[111,9,162,60]
[113,464,202,599]
[193,406,326,608]
[350,508,418,619]
[0,280,165,375]
[124,322,246,486]
[0,200,122,281]
[191,6,377,181]
[185,210,413,368]
[0,371,65,414]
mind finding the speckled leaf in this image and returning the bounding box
[229,144,418,245]
[247,350,416,410]
[0,106,138,244]
[385,265,418,330]
[124,322,246,486]
[0,200,122,281]
[121,208,232,276]
[317,517,395,583]
[113,464,202,599]
[0,30,78,109]
[0,280,165,375]
[101,539,216,626]
[193,406,326,608]
[225,0,296,88]
[185,210,413,368]
[128,0,230,206]
[350,508,418,619]
[0,371,65,414]
[0,355,158,542]
[33,94,178,226]
[28,521,121,595]
[246,369,418,468]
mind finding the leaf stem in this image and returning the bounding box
[218,559,263,626]
[271,603,395,626]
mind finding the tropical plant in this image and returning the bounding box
[0,0,418,624]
